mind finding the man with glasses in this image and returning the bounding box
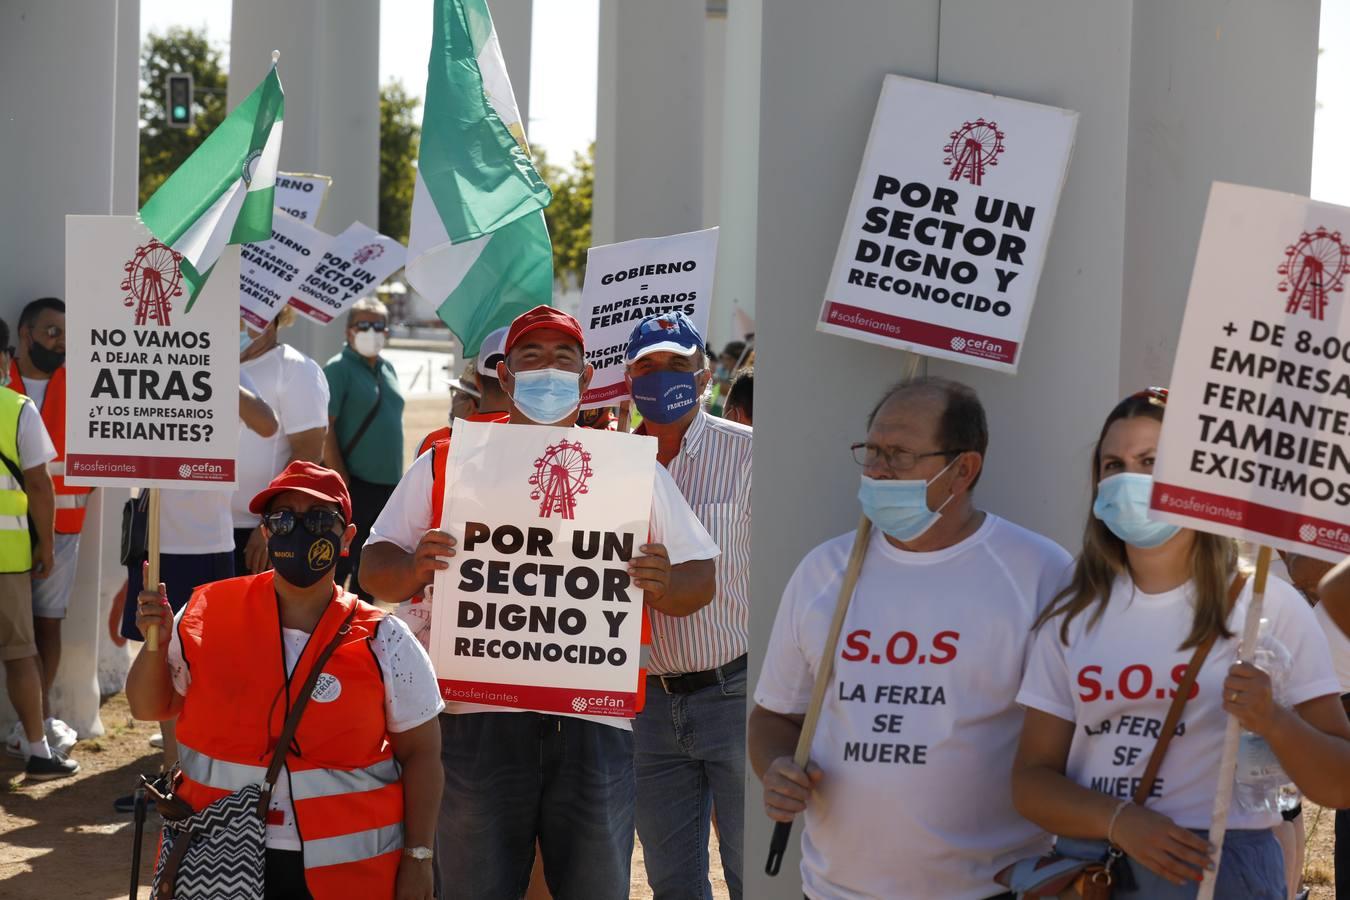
[324,297,405,603]
[749,377,1071,900]
[2,297,89,759]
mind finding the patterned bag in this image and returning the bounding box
[145,605,356,900]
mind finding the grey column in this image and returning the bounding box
[743,2,1318,897]
[0,0,141,740]
[229,0,381,364]
[488,0,533,136]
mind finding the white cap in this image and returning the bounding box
[443,376,481,399]
[476,327,510,377]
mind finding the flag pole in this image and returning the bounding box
[144,488,162,651]
[766,514,872,875]
[1196,544,1273,900]
[617,401,631,434]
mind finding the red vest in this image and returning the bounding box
[174,573,403,900]
[9,362,91,534]
[415,410,512,458]
[427,438,652,712]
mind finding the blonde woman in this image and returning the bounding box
[1011,388,1350,898]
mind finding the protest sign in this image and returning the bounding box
[579,227,718,408]
[817,75,1077,373]
[274,171,331,224]
[1151,183,1350,563]
[239,211,332,329]
[287,221,406,324]
[64,216,239,489]
[429,419,656,716]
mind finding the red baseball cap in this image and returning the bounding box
[504,306,586,356]
[249,460,353,524]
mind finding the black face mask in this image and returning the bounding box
[268,528,339,588]
[28,342,64,375]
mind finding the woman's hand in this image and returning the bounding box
[134,580,172,646]
[1111,803,1212,886]
[394,854,434,900]
[1223,662,1280,737]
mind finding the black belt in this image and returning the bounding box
[651,654,747,694]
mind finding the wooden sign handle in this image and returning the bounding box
[144,488,162,652]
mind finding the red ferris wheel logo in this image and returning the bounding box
[529,438,593,519]
[943,118,1005,186]
[353,243,384,265]
[121,240,183,327]
[1277,226,1350,321]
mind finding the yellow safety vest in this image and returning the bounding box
[0,388,33,573]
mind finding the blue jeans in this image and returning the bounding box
[1056,828,1283,898]
[436,711,635,900]
[633,665,746,900]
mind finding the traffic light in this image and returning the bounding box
[166,74,193,129]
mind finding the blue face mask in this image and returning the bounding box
[509,367,581,424]
[1092,472,1180,549]
[856,457,958,542]
[239,328,254,354]
[630,369,700,425]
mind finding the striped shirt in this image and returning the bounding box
[644,410,752,674]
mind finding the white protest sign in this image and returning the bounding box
[274,171,331,224]
[287,222,406,324]
[579,227,718,408]
[817,75,1077,373]
[64,216,239,489]
[239,212,332,329]
[1152,183,1350,563]
[429,419,656,717]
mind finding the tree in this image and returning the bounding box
[380,81,421,244]
[535,143,594,289]
[139,28,229,207]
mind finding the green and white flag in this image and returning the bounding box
[139,64,284,308]
[406,0,554,356]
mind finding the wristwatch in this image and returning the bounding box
[404,846,434,861]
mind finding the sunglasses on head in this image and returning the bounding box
[351,321,388,333]
[262,507,346,537]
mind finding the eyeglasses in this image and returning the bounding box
[351,320,388,333]
[850,443,967,472]
[1127,386,1168,407]
[262,507,345,537]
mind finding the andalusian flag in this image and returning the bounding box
[406,0,554,356]
[139,64,284,308]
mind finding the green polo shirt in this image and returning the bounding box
[324,345,405,485]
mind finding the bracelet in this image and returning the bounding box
[1106,799,1131,844]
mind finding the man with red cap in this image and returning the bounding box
[126,461,445,900]
[361,306,720,900]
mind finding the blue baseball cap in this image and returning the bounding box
[624,311,705,363]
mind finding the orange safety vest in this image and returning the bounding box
[9,362,92,534]
[174,573,404,900]
[415,410,512,458]
[427,437,651,713]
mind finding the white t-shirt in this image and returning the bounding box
[21,377,49,415]
[232,344,330,528]
[1313,603,1350,692]
[754,514,1072,900]
[1018,574,1340,830]
[367,444,720,730]
[14,399,56,470]
[167,607,444,850]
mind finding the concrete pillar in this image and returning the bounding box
[0,0,142,738]
[593,0,705,245]
[709,0,761,348]
[487,0,532,138]
[743,3,1318,896]
[229,0,381,365]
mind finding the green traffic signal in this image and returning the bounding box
[173,105,188,120]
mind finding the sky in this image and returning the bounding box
[139,0,598,164]
[142,2,1347,200]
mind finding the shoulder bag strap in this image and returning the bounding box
[339,364,384,461]
[258,602,360,812]
[1131,572,1249,806]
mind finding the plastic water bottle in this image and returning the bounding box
[1234,618,1293,815]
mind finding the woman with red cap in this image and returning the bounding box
[126,460,444,900]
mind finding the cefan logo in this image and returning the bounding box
[950,337,967,352]
[177,461,224,478]
[569,695,626,714]
[1298,522,1350,550]
[570,697,588,713]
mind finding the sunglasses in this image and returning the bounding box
[262,507,345,537]
[351,321,388,333]
[1126,386,1168,407]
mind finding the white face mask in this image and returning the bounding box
[353,330,385,359]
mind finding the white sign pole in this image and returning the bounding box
[1196,546,1273,899]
